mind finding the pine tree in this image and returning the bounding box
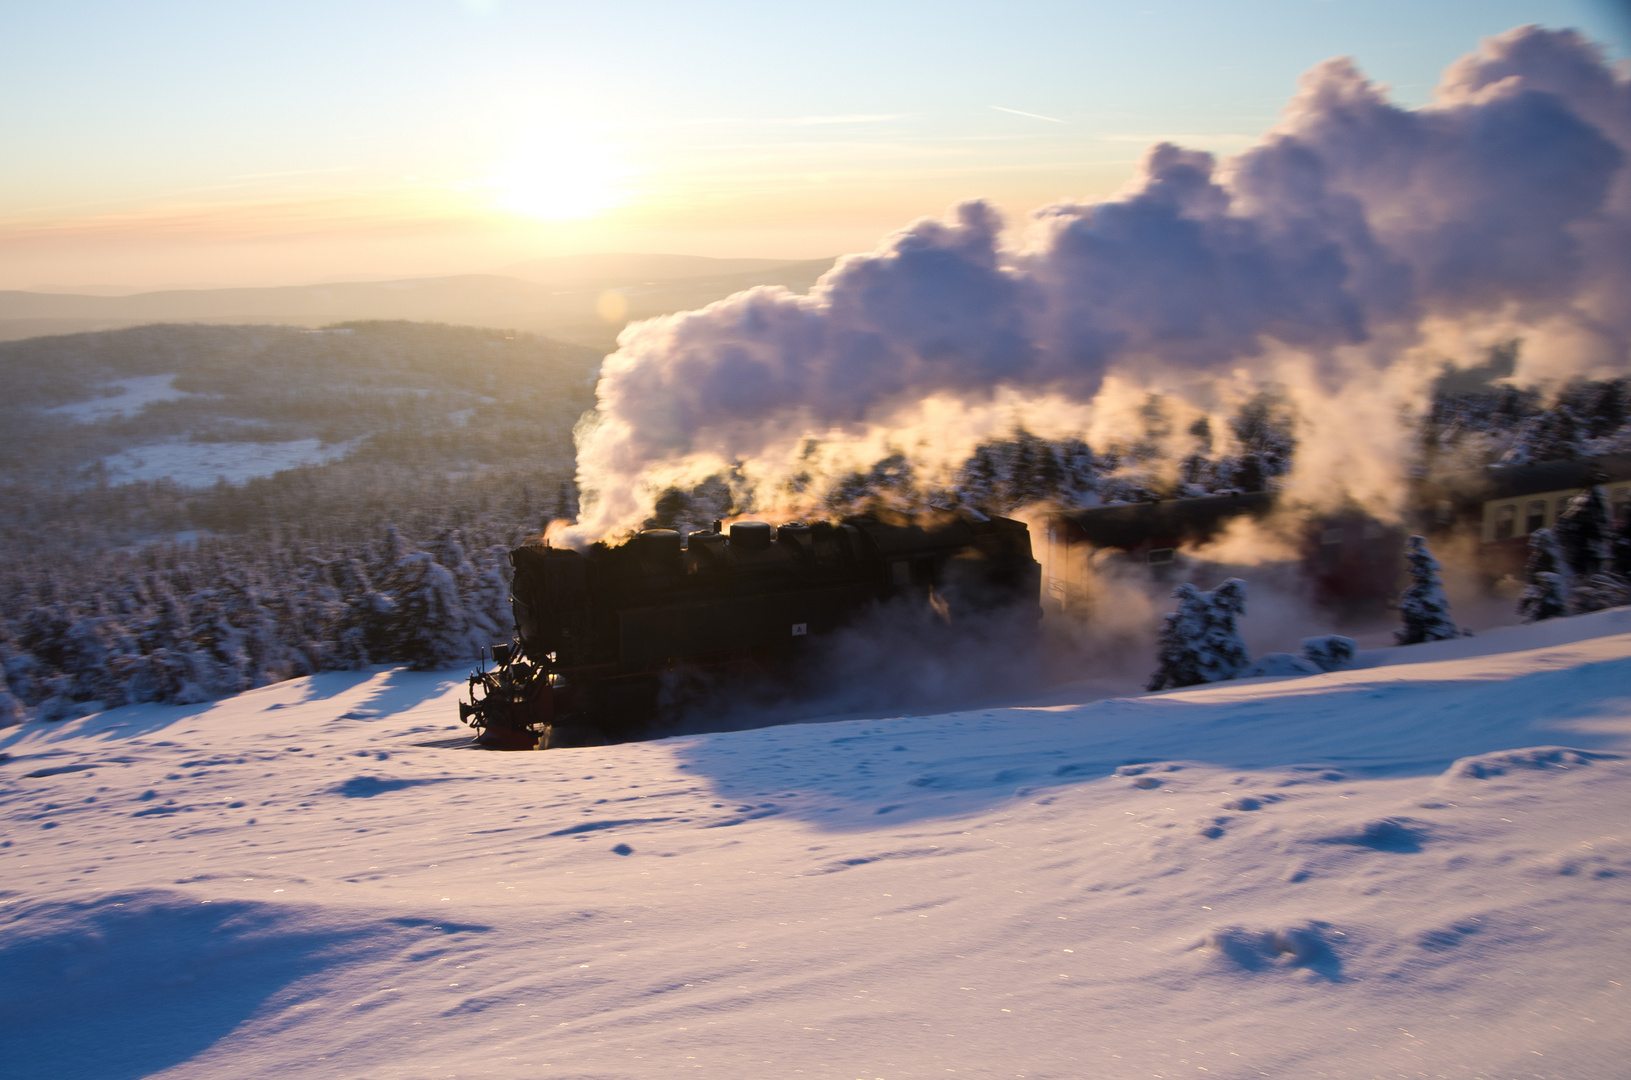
[1055,438,1101,506]
[551,480,580,524]
[1555,486,1610,578]
[0,630,38,717]
[1518,527,1568,622]
[335,558,395,667]
[380,551,472,669]
[1569,571,1631,614]
[0,665,25,726]
[1515,409,1583,464]
[1396,535,1460,644]
[644,488,688,530]
[1562,488,1631,614]
[1178,419,1214,496]
[958,446,1000,510]
[468,545,515,642]
[1229,392,1296,487]
[1612,504,1631,578]
[1559,377,1628,441]
[1301,635,1357,672]
[1148,578,1251,690]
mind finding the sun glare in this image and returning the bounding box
[492,129,627,222]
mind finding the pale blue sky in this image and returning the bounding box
[2,1,1626,287]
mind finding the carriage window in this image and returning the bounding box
[1320,528,1343,546]
[1494,504,1516,540]
[1362,522,1384,540]
[1525,500,1546,534]
[1147,547,1175,565]
[1435,500,1454,526]
[890,560,911,586]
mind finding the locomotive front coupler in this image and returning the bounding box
[459,642,546,750]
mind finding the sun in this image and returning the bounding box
[493,128,625,222]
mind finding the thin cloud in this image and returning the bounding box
[989,105,1067,124]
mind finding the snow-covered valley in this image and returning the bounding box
[4,610,1630,1079]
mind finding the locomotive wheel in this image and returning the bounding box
[475,725,541,751]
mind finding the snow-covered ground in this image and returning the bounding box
[100,437,359,487]
[36,373,363,486]
[3,610,1629,1080]
[45,375,196,423]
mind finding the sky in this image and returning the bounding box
[2,0,1628,290]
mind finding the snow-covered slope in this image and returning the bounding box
[4,610,1630,1079]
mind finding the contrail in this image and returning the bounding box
[989,105,1067,124]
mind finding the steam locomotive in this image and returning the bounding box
[459,509,1042,748]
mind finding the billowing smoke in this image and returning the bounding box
[564,26,1630,545]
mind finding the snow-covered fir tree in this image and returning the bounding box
[1424,361,1631,471]
[1554,487,1630,613]
[1555,486,1610,578]
[1147,578,1251,691]
[1301,635,1358,672]
[551,479,581,524]
[1224,391,1296,493]
[1518,527,1569,622]
[1396,535,1460,644]
[379,549,474,670]
[1612,504,1631,578]
[1568,570,1630,614]
[0,665,24,725]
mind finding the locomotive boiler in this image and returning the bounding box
[459,509,1041,749]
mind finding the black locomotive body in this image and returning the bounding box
[460,509,1041,748]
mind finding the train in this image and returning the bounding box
[1416,452,1631,580]
[1039,492,1405,616]
[1037,452,1631,615]
[459,508,1042,749]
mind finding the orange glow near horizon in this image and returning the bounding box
[0,159,1136,290]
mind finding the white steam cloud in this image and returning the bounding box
[566,26,1630,543]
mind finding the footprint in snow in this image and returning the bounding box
[1442,745,1621,781]
[1313,817,1427,853]
[1192,922,1344,980]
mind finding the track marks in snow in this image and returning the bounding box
[807,846,962,875]
[1442,745,1622,781]
[549,818,676,837]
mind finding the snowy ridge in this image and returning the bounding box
[3,610,1630,1078]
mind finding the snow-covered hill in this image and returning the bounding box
[4,610,1630,1079]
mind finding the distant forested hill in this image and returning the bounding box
[0,319,595,498]
[0,321,599,721]
[0,257,837,348]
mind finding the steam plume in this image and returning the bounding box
[566,26,1630,544]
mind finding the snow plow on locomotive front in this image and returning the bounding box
[458,509,1042,749]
